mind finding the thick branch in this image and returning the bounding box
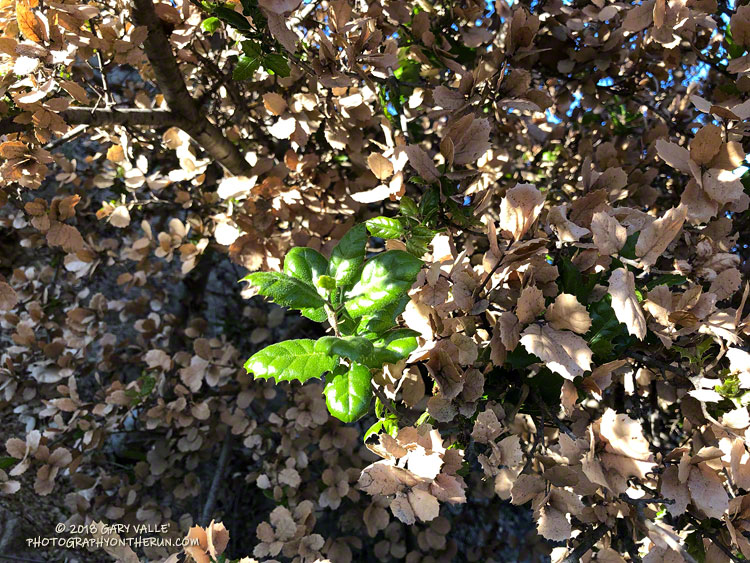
[130,0,251,175]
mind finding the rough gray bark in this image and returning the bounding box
[60,108,176,127]
[130,0,252,175]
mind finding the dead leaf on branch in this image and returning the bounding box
[520,324,593,380]
[689,124,722,166]
[16,0,47,43]
[590,211,626,256]
[635,205,687,267]
[608,268,647,340]
[499,183,545,242]
[545,293,591,334]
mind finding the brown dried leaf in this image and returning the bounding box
[689,124,722,166]
[91,522,140,563]
[16,0,46,43]
[622,0,654,32]
[687,464,729,519]
[520,324,593,380]
[660,465,689,517]
[472,410,504,443]
[703,169,744,205]
[0,281,18,311]
[262,92,287,116]
[0,141,28,159]
[510,474,545,505]
[107,145,125,163]
[60,80,90,104]
[404,145,440,183]
[498,183,545,241]
[545,293,591,334]
[635,205,687,266]
[590,211,626,256]
[367,153,394,181]
[655,139,691,173]
[681,178,718,223]
[599,409,652,460]
[204,521,229,559]
[109,206,131,228]
[709,268,741,301]
[46,222,84,253]
[448,116,491,165]
[608,268,647,340]
[258,0,302,14]
[537,503,570,542]
[709,141,745,170]
[390,492,416,524]
[516,285,545,325]
[408,488,440,522]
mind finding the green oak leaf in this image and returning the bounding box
[283,247,329,286]
[644,273,687,291]
[399,196,419,218]
[344,250,422,318]
[315,336,374,364]
[283,247,329,320]
[242,272,325,311]
[214,6,251,30]
[329,223,367,288]
[365,216,405,239]
[263,53,291,77]
[324,362,373,423]
[233,55,260,80]
[234,40,262,81]
[244,339,339,384]
[356,294,411,337]
[366,328,420,366]
[0,457,18,470]
[200,17,222,33]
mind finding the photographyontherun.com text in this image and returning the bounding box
[26,522,199,549]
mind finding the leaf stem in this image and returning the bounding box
[325,303,341,337]
[372,385,399,419]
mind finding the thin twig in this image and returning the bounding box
[530,389,576,439]
[44,124,88,151]
[474,238,517,299]
[561,524,609,563]
[372,384,400,419]
[618,493,674,521]
[522,407,544,474]
[474,253,504,299]
[88,20,112,107]
[625,351,688,377]
[698,526,743,563]
[201,431,233,526]
[683,513,741,560]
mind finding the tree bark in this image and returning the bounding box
[130,0,252,176]
[60,108,177,127]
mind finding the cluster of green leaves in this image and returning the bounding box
[673,337,714,371]
[233,40,290,80]
[124,374,156,406]
[199,0,291,79]
[243,222,423,423]
[367,196,443,257]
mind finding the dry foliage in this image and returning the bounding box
[1,0,750,561]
